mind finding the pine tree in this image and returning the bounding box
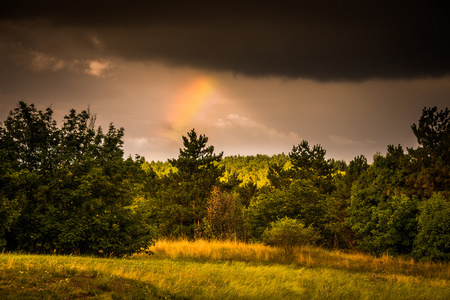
[156,129,224,238]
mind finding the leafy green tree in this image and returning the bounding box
[325,155,368,249]
[0,102,60,252]
[407,107,449,261]
[346,107,449,260]
[347,148,419,255]
[45,152,156,256]
[246,179,325,240]
[0,102,156,256]
[0,102,59,172]
[413,192,450,261]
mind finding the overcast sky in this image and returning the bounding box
[1,1,449,162]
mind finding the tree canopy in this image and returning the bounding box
[0,102,155,256]
[1,102,448,261]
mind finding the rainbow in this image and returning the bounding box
[166,76,216,140]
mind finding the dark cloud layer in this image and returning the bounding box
[2,1,450,81]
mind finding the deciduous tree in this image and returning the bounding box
[0,102,156,256]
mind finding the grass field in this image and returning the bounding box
[1,239,449,299]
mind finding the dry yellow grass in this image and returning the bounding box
[146,239,278,262]
[139,239,450,280]
[2,240,449,299]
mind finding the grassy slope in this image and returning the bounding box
[1,240,449,299]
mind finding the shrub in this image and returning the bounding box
[262,217,319,255]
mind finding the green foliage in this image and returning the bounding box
[262,217,319,255]
[145,160,177,177]
[0,102,59,172]
[267,161,296,189]
[2,101,448,262]
[0,149,20,249]
[171,129,223,175]
[324,155,368,249]
[247,179,325,240]
[411,106,449,165]
[220,154,290,188]
[407,107,450,198]
[152,129,224,239]
[347,155,369,182]
[0,102,156,256]
[328,158,347,172]
[347,149,420,256]
[346,107,449,261]
[250,141,338,246]
[289,141,330,176]
[413,193,450,261]
[50,157,156,256]
[289,140,335,191]
[268,140,336,193]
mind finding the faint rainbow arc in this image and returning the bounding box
[167,77,216,140]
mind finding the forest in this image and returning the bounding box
[0,102,449,261]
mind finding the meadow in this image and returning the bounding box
[1,240,449,299]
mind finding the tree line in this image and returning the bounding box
[0,102,448,261]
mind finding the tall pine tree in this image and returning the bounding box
[154,129,223,238]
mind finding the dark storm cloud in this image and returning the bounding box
[2,1,450,81]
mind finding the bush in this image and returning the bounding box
[413,192,450,261]
[262,217,319,255]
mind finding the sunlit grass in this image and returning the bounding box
[142,239,450,280]
[1,240,449,299]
